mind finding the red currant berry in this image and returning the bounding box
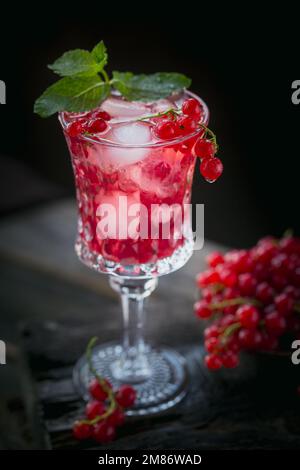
[218,268,237,288]
[67,120,85,137]
[206,251,224,268]
[254,241,278,264]
[202,288,214,303]
[182,98,202,119]
[224,287,240,300]
[238,273,257,296]
[115,385,136,408]
[204,325,220,339]
[85,400,106,420]
[225,334,240,352]
[255,282,274,303]
[93,421,116,443]
[200,157,223,182]
[155,120,178,140]
[204,337,219,353]
[72,421,92,440]
[88,378,111,401]
[87,118,108,134]
[271,273,288,290]
[236,304,260,329]
[226,249,253,273]
[238,328,262,349]
[220,314,236,327]
[94,110,111,121]
[280,236,300,255]
[196,269,221,287]
[274,293,294,316]
[154,161,171,179]
[205,354,222,370]
[107,408,125,427]
[194,300,212,319]
[265,311,287,335]
[284,285,300,299]
[194,139,216,159]
[221,351,239,368]
[177,116,198,135]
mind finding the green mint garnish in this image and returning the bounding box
[112,71,191,101]
[34,40,191,118]
[34,76,110,118]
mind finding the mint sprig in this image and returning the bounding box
[112,71,191,101]
[34,40,191,118]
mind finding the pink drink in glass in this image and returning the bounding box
[60,92,208,276]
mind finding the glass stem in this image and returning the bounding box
[109,276,158,384]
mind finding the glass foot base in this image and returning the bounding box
[73,343,188,416]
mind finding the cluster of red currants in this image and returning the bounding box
[194,235,300,370]
[154,98,223,183]
[73,378,136,443]
[67,110,111,137]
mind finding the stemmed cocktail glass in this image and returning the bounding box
[59,91,208,415]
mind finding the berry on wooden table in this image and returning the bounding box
[205,354,222,370]
[115,385,137,408]
[93,421,116,443]
[195,233,300,371]
[85,400,106,420]
[72,421,92,440]
[88,378,111,401]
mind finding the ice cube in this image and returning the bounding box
[101,97,150,119]
[103,122,152,167]
[112,122,151,145]
[151,99,175,114]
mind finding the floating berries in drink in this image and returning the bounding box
[67,120,85,137]
[87,118,108,134]
[154,120,178,140]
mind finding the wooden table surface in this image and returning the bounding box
[0,199,300,450]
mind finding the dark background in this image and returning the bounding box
[0,7,299,248]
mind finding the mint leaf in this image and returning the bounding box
[112,72,191,101]
[34,76,110,117]
[91,40,108,69]
[48,49,102,77]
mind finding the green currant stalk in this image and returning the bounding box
[208,297,262,310]
[78,337,118,426]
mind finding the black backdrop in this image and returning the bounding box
[0,6,299,248]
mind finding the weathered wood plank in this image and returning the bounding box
[1,199,299,449]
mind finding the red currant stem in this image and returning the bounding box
[138,107,179,122]
[198,123,218,152]
[210,283,225,294]
[282,228,293,238]
[78,336,119,426]
[208,297,262,310]
[222,322,241,338]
